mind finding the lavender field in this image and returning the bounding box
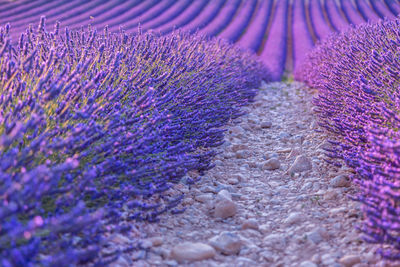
[1,0,400,266]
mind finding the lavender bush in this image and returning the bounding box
[296,18,400,260]
[0,18,267,266]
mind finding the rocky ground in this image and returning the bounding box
[104,82,400,267]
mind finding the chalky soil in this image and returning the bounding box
[118,82,388,266]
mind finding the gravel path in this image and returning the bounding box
[109,82,391,267]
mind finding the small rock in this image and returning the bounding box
[241,219,259,231]
[209,232,242,255]
[140,239,153,249]
[278,132,291,140]
[258,224,270,234]
[330,174,351,188]
[234,174,245,182]
[195,194,213,203]
[266,152,279,159]
[231,144,248,152]
[147,236,163,247]
[261,121,272,128]
[114,255,132,267]
[170,242,216,263]
[324,189,338,200]
[262,158,280,170]
[292,135,305,145]
[227,178,239,185]
[102,245,117,256]
[214,191,236,219]
[236,150,248,159]
[321,253,336,266]
[216,189,232,201]
[310,120,318,129]
[288,155,312,174]
[300,261,318,267]
[200,185,216,194]
[317,140,332,150]
[339,255,361,267]
[110,234,130,245]
[214,199,236,219]
[306,230,323,244]
[164,260,178,266]
[263,233,286,249]
[131,250,146,260]
[284,212,303,225]
[259,249,275,261]
[230,126,245,136]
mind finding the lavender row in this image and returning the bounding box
[325,0,350,31]
[236,0,273,53]
[0,19,267,266]
[179,0,226,34]
[371,0,396,19]
[260,0,289,81]
[218,0,257,43]
[156,0,209,35]
[198,0,241,37]
[295,18,400,260]
[356,0,381,22]
[340,0,366,25]
[292,0,314,73]
[308,0,333,40]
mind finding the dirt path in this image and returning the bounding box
[109,82,386,267]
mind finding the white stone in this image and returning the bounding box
[261,121,272,128]
[338,255,361,267]
[284,212,303,225]
[330,174,351,188]
[262,158,280,170]
[214,198,236,219]
[216,189,232,201]
[209,232,242,255]
[300,261,318,267]
[227,178,239,185]
[263,233,286,250]
[241,219,259,231]
[195,194,213,203]
[170,242,216,263]
[288,155,312,174]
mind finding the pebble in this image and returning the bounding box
[261,121,272,128]
[262,158,280,170]
[146,236,163,247]
[241,219,259,231]
[209,231,242,255]
[263,233,286,249]
[170,242,216,263]
[216,189,232,201]
[299,261,318,267]
[110,234,131,245]
[114,255,132,267]
[214,191,237,219]
[195,193,213,203]
[306,230,323,244]
[324,189,338,200]
[330,174,351,188]
[284,212,303,225]
[236,150,248,159]
[288,155,312,174]
[339,255,361,267]
[227,178,239,185]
